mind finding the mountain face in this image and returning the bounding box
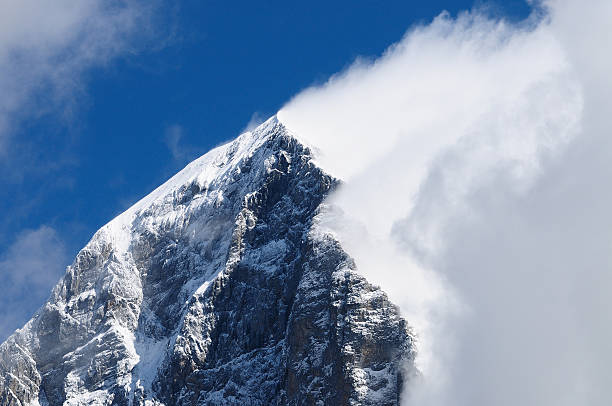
[0,117,415,406]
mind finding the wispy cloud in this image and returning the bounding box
[279,0,612,404]
[0,226,67,342]
[242,112,265,133]
[164,124,204,165]
[0,0,158,160]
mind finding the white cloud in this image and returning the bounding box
[0,0,155,154]
[279,0,612,404]
[0,226,67,342]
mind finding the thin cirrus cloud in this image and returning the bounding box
[279,0,611,405]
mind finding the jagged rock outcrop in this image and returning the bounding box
[0,117,414,405]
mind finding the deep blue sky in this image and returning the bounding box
[0,0,530,340]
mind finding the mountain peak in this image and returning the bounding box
[0,116,414,406]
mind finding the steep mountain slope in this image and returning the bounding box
[0,117,415,405]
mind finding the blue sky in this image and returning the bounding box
[0,0,531,341]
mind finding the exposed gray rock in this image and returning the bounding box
[0,117,415,405]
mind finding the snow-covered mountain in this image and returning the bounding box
[0,117,415,405]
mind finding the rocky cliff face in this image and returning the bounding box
[0,117,414,405]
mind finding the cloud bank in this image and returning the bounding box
[279,0,611,404]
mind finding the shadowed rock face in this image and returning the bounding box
[0,117,414,406]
